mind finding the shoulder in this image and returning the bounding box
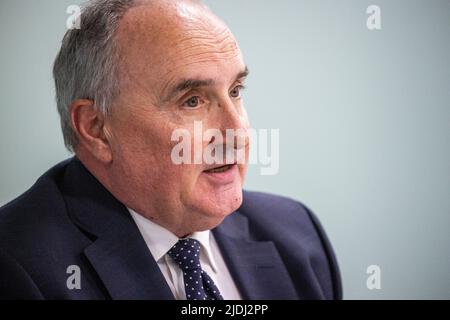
[240,190,318,232]
[0,159,78,299]
[240,190,343,299]
[0,159,74,256]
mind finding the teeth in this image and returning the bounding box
[207,165,231,173]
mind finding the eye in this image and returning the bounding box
[230,85,245,99]
[183,96,202,108]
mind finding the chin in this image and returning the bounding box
[193,185,243,220]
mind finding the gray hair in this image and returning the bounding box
[53,0,139,152]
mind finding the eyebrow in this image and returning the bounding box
[162,66,249,103]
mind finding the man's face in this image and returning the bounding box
[105,3,249,235]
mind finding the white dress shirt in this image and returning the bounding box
[129,209,242,300]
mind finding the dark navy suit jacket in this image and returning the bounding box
[0,158,342,300]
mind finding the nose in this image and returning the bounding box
[215,98,249,150]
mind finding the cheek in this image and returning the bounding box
[130,124,200,192]
[110,117,178,174]
[114,115,173,156]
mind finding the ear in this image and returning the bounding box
[69,99,113,163]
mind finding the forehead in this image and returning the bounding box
[117,2,245,91]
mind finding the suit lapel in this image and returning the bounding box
[62,158,173,300]
[213,213,299,300]
[82,218,174,300]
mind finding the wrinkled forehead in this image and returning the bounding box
[116,1,244,91]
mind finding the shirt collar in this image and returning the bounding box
[128,208,218,273]
[188,229,218,273]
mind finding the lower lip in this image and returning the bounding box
[202,164,239,184]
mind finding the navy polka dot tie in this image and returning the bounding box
[168,238,224,300]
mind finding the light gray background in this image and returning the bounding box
[0,0,449,299]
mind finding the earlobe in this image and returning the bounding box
[70,99,113,163]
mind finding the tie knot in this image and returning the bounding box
[167,239,202,270]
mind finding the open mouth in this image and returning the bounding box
[204,164,235,173]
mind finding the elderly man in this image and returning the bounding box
[0,0,341,300]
